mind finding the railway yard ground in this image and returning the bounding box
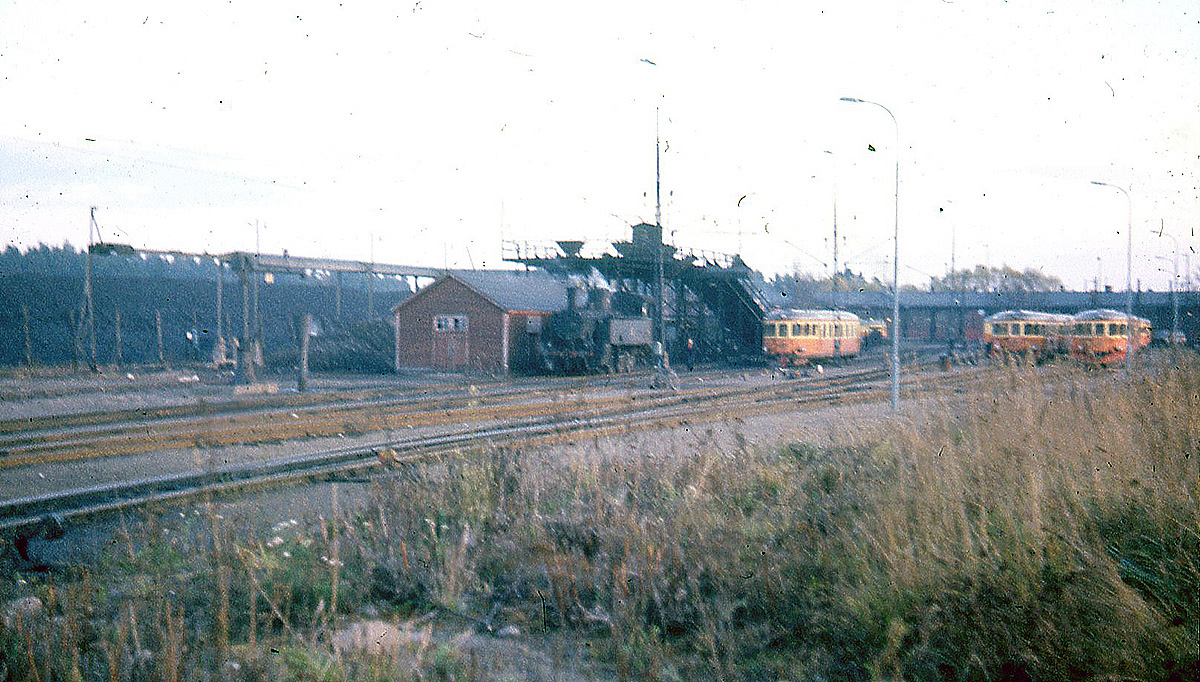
[1,348,1197,681]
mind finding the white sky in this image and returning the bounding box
[1,0,1196,290]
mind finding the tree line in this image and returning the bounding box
[768,264,1065,298]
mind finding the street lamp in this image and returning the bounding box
[841,97,900,411]
[1089,181,1133,372]
[1149,227,1180,346]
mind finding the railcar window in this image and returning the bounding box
[994,323,1006,335]
[792,323,801,337]
[763,323,775,337]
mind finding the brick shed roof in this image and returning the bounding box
[396,270,570,314]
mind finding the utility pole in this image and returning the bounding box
[85,207,99,371]
[368,231,376,319]
[215,258,225,364]
[237,261,256,384]
[335,271,343,322]
[114,309,122,369]
[22,304,32,367]
[250,221,262,367]
[655,107,665,354]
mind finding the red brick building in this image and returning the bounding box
[392,271,568,374]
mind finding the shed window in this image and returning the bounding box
[434,315,468,332]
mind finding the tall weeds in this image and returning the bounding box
[2,354,1197,680]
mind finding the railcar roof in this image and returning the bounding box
[985,310,1071,323]
[1073,309,1151,324]
[765,309,861,322]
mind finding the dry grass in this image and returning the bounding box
[2,353,1197,681]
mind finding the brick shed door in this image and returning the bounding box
[432,314,469,370]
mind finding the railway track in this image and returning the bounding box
[0,361,987,534]
[0,367,745,467]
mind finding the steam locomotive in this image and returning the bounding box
[538,284,655,374]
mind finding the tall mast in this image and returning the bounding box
[654,107,664,348]
[655,107,661,228]
[86,207,98,370]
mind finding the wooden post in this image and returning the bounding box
[335,271,343,322]
[298,313,311,392]
[114,309,123,369]
[367,270,375,319]
[235,267,255,384]
[85,209,98,372]
[71,307,84,372]
[216,260,224,344]
[22,304,32,367]
[156,310,168,369]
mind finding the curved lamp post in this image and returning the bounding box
[1089,181,1133,372]
[841,97,900,411]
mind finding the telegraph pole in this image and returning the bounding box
[656,107,664,351]
[85,207,98,371]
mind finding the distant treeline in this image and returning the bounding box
[0,244,412,368]
[769,264,1066,299]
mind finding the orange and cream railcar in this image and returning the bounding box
[1069,309,1152,367]
[763,309,861,366]
[983,310,1073,361]
[860,318,888,345]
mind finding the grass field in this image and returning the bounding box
[3,355,1197,681]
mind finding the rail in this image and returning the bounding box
[0,360,999,535]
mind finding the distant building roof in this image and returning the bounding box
[394,270,570,314]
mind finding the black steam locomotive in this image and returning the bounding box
[538,285,655,374]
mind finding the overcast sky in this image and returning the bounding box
[1,0,1196,290]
